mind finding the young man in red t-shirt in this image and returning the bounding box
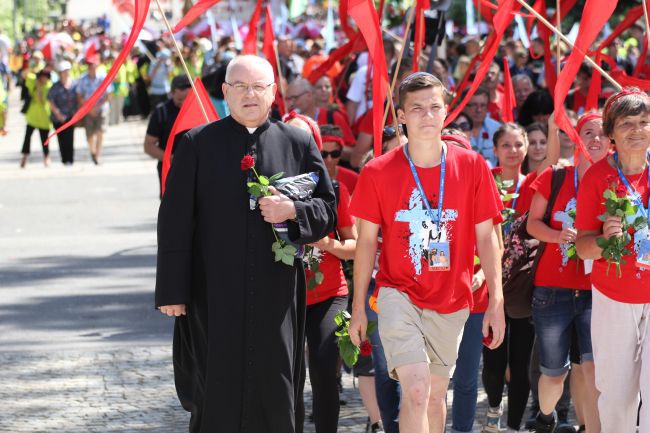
[348,72,506,433]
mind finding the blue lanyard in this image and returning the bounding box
[574,166,579,195]
[510,175,523,211]
[612,151,650,221]
[403,143,446,232]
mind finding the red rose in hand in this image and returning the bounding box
[482,131,489,139]
[615,182,628,196]
[491,167,503,176]
[360,340,372,357]
[240,154,255,171]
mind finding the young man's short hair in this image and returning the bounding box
[398,72,451,109]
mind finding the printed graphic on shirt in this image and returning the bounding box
[394,188,458,275]
[553,197,577,267]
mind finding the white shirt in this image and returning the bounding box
[346,65,373,122]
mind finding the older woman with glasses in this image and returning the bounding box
[576,88,650,433]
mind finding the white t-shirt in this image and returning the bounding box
[346,65,373,122]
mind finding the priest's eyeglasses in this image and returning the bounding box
[225,81,274,94]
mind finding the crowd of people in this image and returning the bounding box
[4,5,650,433]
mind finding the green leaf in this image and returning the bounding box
[604,189,617,200]
[307,277,318,290]
[597,212,609,222]
[281,253,295,266]
[605,201,618,215]
[274,251,283,262]
[259,175,269,186]
[615,209,625,217]
[283,245,298,256]
[269,172,285,183]
[625,201,637,215]
[314,271,324,285]
[474,256,481,266]
[248,185,262,198]
[596,237,610,248]
[633,216,648,230]
[272,241,283,252]
[247,182,257,188]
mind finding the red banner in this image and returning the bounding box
[45,0,151,146]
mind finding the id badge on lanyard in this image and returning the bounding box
[404,143,450,272]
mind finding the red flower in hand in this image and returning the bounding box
[482,131,489,139]
[360,340,372,357]
[615,181,628,196]
[491,167,503,176]
[240,154,255,171]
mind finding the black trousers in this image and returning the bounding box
[53,121,74,163]
[482,315,535,430]
[299,295,348,433]
[21,125,50,156]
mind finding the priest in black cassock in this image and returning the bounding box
[155,55,337,433]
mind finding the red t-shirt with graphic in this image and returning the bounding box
[350,143,502,313]
[531,166,590,290]
[575,157,650,303]
[306,182,354,306]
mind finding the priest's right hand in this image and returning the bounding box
[159,304,187,316]
[348,309,368,347]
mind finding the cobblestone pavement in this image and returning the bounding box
[0,88,524,433]
[0,347,493,433]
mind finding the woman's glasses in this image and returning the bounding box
[321,149,342,159]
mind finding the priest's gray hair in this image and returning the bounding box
[225,55,275,83]
[289,78,314,93]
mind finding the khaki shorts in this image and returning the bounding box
[84,113,106,135]
[377,287,469,379]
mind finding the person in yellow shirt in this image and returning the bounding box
[20,68,53,168]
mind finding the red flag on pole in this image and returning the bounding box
[171,0,224,33]
[445,0,516,126]
[347,0,390,157]
[161,78,219,195]
[85,40,98,62]
[554,0,618,163]
[243,0,263,55]
[502,56,516,123]
[45,0,151,146]
[262,4,286,116]
[306,34,363,84]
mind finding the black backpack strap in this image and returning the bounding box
[326,109,335,125]
[534,165,567,267]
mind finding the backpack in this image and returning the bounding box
[502,166,566,319]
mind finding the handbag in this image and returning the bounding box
[502,166,566,319]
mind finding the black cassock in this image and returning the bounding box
[155,116,337,433]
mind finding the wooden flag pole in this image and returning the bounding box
[382,6,416,128]
[153,0,210,122]
[272,39,289,113]
[516,0,622,90]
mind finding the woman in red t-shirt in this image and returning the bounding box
[482,122,557,432]
[527,112,610,432]
[575,88,650,433]
[284,113,358,433]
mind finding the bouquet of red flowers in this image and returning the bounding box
[596,180,648,277]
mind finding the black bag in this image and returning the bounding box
[502,166,566,319]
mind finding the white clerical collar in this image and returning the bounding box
[246,127,258,134]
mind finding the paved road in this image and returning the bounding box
[0,88,499,432]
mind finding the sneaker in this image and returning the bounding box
[554,423,576,433]
[483,404,502,433]
[529,411,557,433]
[371,421,385,433]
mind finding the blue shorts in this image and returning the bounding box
[532,287,593,377]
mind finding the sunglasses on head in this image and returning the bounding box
[321,149,342,159]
